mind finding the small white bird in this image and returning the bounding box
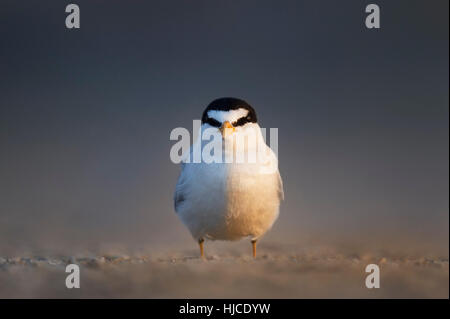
[174,98,284,258]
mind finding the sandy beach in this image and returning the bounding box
[1,242,447,298]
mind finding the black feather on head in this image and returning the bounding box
[201,97,257,127]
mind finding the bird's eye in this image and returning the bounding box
[233,117,249,127]
[206,118,221,128]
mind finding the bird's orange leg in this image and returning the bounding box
[251,239,257,258]
[198,238,205,258]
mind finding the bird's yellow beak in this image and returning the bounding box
[219,121,235,138]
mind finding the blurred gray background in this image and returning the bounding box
[0,0,448,256]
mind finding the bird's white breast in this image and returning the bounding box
[175,122,282,241]
[176,155,281,241]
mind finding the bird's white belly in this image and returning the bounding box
[177,163,280,241]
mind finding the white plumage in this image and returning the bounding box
[174,98,284,257]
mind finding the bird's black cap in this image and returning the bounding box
[201,97,257,126]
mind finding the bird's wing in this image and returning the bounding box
[174,162,187,213]
[173,147,194,213]
[266,144,284,202]
[277,170,284,201]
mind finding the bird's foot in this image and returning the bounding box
[198,238,205,259]
[251,239,257,258]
